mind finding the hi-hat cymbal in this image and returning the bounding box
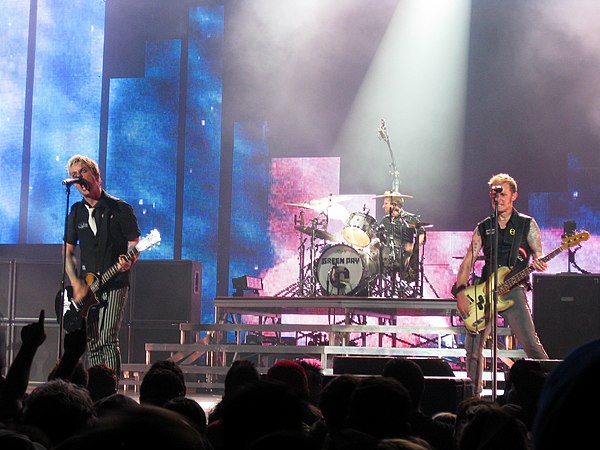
[372,191,414,199]
[408,222,434,229]
[294,225,339,242]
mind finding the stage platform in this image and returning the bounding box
[121,296,525,394]
[213,296,461,321]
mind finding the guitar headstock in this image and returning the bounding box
[136,229,161,253]
[561,230,590,250]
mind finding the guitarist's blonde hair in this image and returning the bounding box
[488,173,517,193]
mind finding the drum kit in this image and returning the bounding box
[280,192,435,298]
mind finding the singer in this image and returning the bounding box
[453,173,548,395]
[63,155,140,377]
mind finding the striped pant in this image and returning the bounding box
[86,286,128,377]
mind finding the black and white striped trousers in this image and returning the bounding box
[86,286,128,377]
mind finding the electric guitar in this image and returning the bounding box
[55,229,161,332]
[462,231,590,333]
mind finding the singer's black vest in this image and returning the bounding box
[477,208,532,282]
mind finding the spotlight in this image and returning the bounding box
[232,275,263,297]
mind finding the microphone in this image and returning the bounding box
[62,178,87,188]
[490,185,503,193]
[377,118,387,141]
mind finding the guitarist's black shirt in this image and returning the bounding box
[478,209,532,282]
[65,191,140,291]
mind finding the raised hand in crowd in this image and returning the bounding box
[49,319,87,382]
[0,309,46,421]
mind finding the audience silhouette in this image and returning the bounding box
[138,360,186,406]
[86,363,118,402]
[346,375,412,440]
[266,359,323,426]
[4,311,599,450]
[54,404,208,450]
[532,337,600,449]
[457,402,529,450]
[22,378,95,448]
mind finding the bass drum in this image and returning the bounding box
[315,244,375,296]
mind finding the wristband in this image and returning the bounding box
[452,284,467,297]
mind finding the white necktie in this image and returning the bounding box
[85,204,97,236]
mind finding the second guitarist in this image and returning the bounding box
[454,173,548,396]
[64,155,140,378]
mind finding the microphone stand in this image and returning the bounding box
[491,191,500,401]
[57,184,73,359]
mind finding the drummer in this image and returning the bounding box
[378,191,418,273]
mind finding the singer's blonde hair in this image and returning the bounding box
[488,173,517,193]
[67,154,101,180]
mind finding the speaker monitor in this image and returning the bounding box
[0,323,8,376]
[533,273,600,359]
[14,261,63,320]
[0,261,12,319]
[120,322,180,364]
[422,377,473,415]
[332,356,455,377]
[130,260,201,323]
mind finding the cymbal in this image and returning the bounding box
[285,194,353,210]
[294,225,339,242]
[285,202,313,209]
[372,191,414,199]
[408,222,434,229]
[452,255,485,261]
[308,194,354,205]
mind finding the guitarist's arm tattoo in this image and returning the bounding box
[527,218,544,259]
[527,218,549,272]
[457,227,483,287]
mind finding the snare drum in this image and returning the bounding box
[342,212,377,247]
[315,244,375,295]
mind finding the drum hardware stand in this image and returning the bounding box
[294,211,307,296]
[366,226,391,297]
[416,230,441,299]
[281,210,333,297]
[388,219,411,298]
[308,211,330,296]
[274,262,318,297]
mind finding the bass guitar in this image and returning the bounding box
[55,228,161,332]
[462,231,589,333]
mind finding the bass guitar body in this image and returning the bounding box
[462,266,514,333]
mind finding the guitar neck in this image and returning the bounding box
[90,247,139,293]
[496,246,563,295]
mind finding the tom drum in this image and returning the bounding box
[342,212,377,247]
